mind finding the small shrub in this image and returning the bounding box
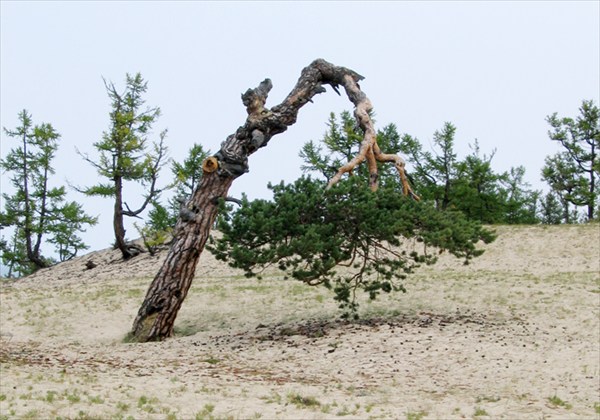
[288,393,321,409]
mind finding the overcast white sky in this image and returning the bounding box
[1,1,599,257]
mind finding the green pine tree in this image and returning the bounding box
[543,100,599,221]
[208,176,495,317]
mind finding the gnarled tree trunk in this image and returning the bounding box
[131,59,417,342]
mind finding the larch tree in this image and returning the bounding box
[300,111,406,190]
[397,122,458,210]
[0,110,97,277]
[130,59,420,342]
[78,73,168,259]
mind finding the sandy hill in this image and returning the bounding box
[1,225,599,419]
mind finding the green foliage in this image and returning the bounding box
[208,177,494,316]
[0,110,97,277]
[538,191,566,224]
[47,201,98,262]
[303,112,541,224]
[287,393,321,408]
[542,152,582,224]
[134,201,173,255]
[451,141,506,223]
[300,111,404,190]
[400,125,541,224]
[543,100,599,221]
[501,166,540,224]
[547,395,572,409]
[399,122,458,209]
[168,143,211,223]
[77,73,168,257]
[171,143,210,198]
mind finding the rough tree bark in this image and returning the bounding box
[130,59,417,342]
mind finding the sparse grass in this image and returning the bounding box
[476,395,500,403]
[137,395,159,413]
[335,405,351,416]
[406,411,427,420]
[287,393,321,409]
[173,322,199,337]
[473,407,489,417]
[1,225,599,420]
[45,390,58,402]
[116,401,130,411]
[66,391,81,403]
[21,410,39,420]
[195,403,215,420]
[547,395,572,409]
[88,395,104,404]
[261,392,282,404]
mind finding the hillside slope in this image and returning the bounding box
[1,225,599,419]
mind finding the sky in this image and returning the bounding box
[1,1,599,259]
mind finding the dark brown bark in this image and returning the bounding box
[130,59,415,342]
[21,127,47,269]
[113,176,132,259]
[131,173,232,340]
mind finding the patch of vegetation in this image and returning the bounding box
[45,390,58,403]
[137,395,159,413]
[476,395,500,403]
[260,392,282,404]
[473,407,489,417]
[88,395,104,404]
[548,395,572,409]
[406,411,428,420]
[210,176,494,317]
[201,356,221,365]
[21,410,39,420]
[173,322,200,337]
[66,391,81,403]
[287,393,321,409]
[195,403,215,420]
[116,401,130,411]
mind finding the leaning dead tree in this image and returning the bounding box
[130,59,418,342]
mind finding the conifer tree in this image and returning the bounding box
[209,176,494,316]
[1,110,96,277]
[543,100,599,221]
[78,73,168,259]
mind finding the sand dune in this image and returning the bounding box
[1,225,599,419]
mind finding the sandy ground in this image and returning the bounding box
[0,225,599,419]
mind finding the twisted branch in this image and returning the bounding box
[203,58,418,199]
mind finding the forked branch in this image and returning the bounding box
[203,59,418,199]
